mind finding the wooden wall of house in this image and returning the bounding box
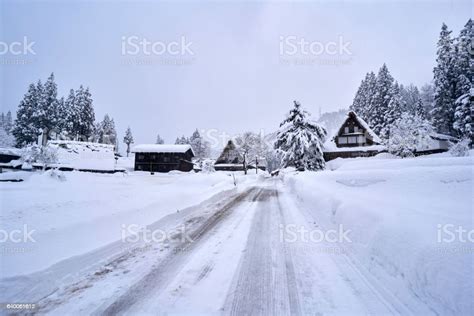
[134,150,194,172]
[323,150,381,161]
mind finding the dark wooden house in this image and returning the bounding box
[323,111,386,161]
[132,144,195,172]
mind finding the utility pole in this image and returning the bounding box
[255,156,258,174]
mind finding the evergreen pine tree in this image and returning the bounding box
[156,134,165,144]
[431,23,456,135]
[371,64,394,137]
[36,73,60,144]
[453,87,473,145]
[63,89,77,137]
[12,83,41,146]
[123,127,134,157]
[75,85,95,140]
[98,114,117,145]
[382,81,404,139]
[0,113,4,129]
[4,111,13,134]
[274,101,327,171]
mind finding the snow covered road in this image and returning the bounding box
[6,178,437,315]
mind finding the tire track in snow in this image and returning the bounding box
[224,187,302,315]
[100,186,261,315]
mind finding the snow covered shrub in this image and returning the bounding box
[21,144,58,167]
[275,101,327,171]
[449,138,470,157]
[200,159,215,173]
[387,113,434,158]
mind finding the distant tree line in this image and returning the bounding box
[10,73,119,150]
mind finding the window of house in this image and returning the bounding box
[348,136,357,144]
[344,127,349,133]
[354,126,359,132]
[163,157,170,162]
[138,154,145,160]
[338,137,348,144]
[358,135,365,143]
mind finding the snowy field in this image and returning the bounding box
[0,169,260,277]
[0,153,472,315]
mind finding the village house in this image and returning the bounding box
[132,144,195,172]
[323,111,386,161]
[214,140,266,171]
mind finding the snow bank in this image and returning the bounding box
[285,154,473,315]
[0,171,258,277]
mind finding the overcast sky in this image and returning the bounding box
[1,0,471,149]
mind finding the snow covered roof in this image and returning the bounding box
[0,147,21,156]
[48,140,116,171]
[132,144,194,155]
[340,111,382,144]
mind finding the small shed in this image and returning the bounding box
[132,144,195,172]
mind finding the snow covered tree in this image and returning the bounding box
[371,64,394,137]
[97,114,117,146]
[274,101,327,171]
[453,89,473,146]
[156,134,165,144]
[21,144,58,169]
[350,72,377,123]
[449,137,470,157]
[62,89,77,137]
[350,75,369,118]
[0,126,15,147]
[175,136,189,144]
[400,84,425,118]
[75,85,95,140]
[420,83,435,119]
[189,129,210,158]
[12,83,41,147]
[235,131,259,173]
[381,82,404,139]
[453,19,473,99]
[35,73,60,144]
[431,23,456,135]
[3,111,13,134]
[387,113,435,157]
[123,127,134,157]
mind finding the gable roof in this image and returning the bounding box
[132,144,194,156]
[215,140,243,164]
[337,111,382,144]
